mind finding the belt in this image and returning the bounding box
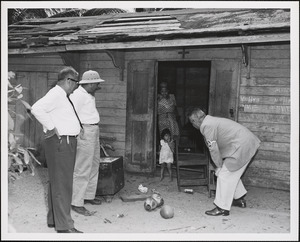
[45,134,77,140]
[60,135,77,144]
[83,123,99,126]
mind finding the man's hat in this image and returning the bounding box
[79,70,105,84]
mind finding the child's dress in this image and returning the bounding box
[159,140,174,164]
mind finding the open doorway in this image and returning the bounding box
[157,61,211,156]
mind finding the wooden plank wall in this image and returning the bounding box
[8,54,66,163]
[79,47,244,159]
[125,45,290,191]
[8,52,126,158]
[79,52,126,157]
[8,54,65,91]
[238,44,290,190]
[8,43,290,190]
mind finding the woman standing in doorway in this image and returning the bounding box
[157,82,180,143]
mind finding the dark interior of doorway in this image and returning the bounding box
[157,61,211,156]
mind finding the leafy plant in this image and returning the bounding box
[7,71,40,182]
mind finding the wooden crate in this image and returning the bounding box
[96,156,125,196]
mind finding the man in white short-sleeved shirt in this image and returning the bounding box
[69,70,105,216]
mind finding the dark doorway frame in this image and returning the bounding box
[155,60,211,165]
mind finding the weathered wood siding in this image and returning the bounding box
[79,52,126,157]
[8,54,65,155]
[8,53,126,158]
[124,44,290,190]
[238,44,290,190]
[8,43,290,190]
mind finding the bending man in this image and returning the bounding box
[188,108,260,216]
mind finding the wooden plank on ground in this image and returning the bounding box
[119,194,150,202]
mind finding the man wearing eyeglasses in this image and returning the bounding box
[69,70,105,216]
[31,66,83,233]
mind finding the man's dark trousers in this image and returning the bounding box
[44,135,77,230]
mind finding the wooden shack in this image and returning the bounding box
[7,9,291,190]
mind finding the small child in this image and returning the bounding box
[159,128,175,181]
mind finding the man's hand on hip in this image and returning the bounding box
[45,128,60,139]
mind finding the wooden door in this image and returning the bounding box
[209,60,240,120]
[125,60,157,173]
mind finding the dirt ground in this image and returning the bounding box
[4,166,297,241]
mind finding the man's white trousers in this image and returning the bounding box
[72,125,100,207]
[214,160,249,211]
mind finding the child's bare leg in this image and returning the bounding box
[167,163,172,181]
[160,163,165,181]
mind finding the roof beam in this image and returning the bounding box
[8,45,66,55]
[8,33,290,55]
[68,33,290,50]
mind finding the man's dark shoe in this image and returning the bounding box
[84,198,102,205]
[71,205,96,216]
[57,228,83,233]
[232,198,247,208]
[47,224,55,228]
[205,207,230,216]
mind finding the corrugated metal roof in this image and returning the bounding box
[8,8,290,49]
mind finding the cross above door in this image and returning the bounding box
[178,48,190,59]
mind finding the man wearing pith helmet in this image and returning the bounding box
[69,70,105,216]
